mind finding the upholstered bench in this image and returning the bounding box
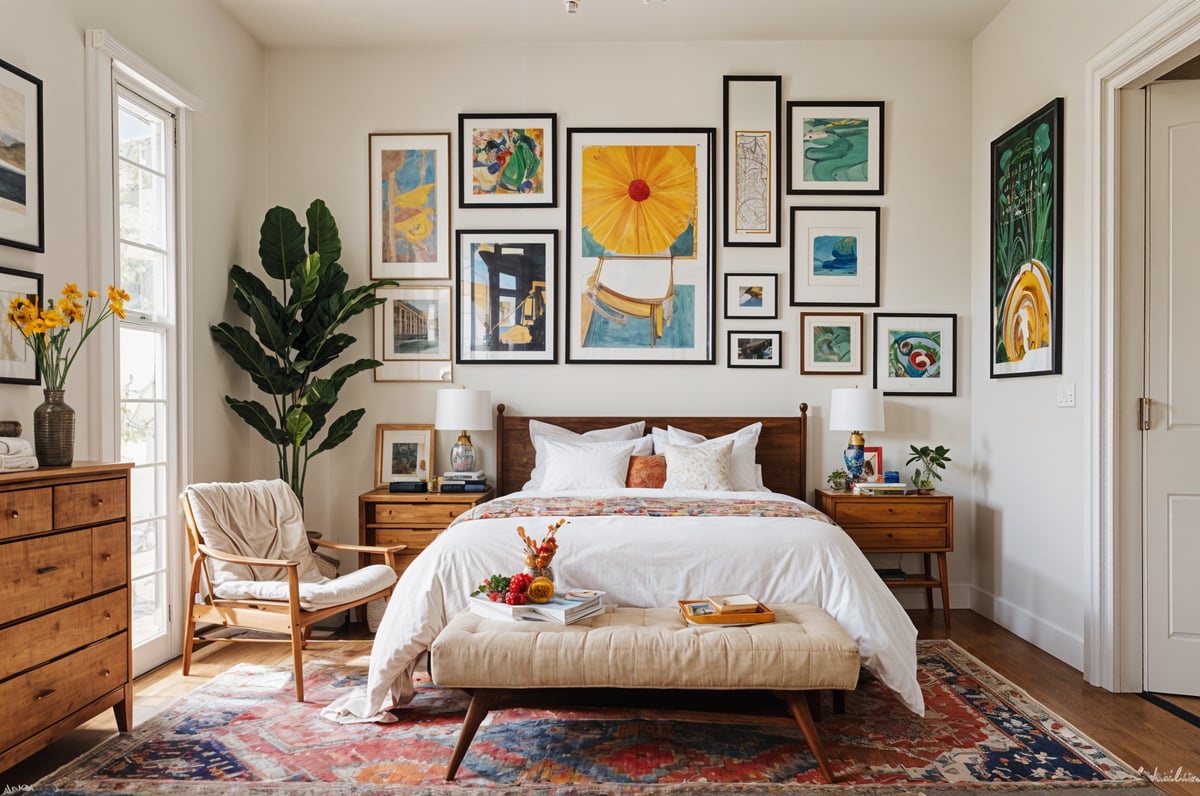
[429,602,860,783]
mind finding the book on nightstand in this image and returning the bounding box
[440,480,488,493]
[468,590,605,624]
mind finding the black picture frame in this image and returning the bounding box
[0,58,45,253]
[455,228,558,364]
[457,113,558,209]
[727,330,782,369]
[786,100,884,196]
[873,312,958,396]
[723,272,778,319]
[723,75,782,247]
[0,264,43,384]
[789,206,880,307]
[989,98,1064,378]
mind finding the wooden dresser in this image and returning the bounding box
[0,462,134,772]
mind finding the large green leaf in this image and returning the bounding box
[305,332,356,374]
[306,199,341,270]
[288,252,322,310]
[210,323,298,394]
[224,398,288,445]
[284,405,314,447]
[312,408,365,455]
[259,206,306,281]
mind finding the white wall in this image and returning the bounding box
[263,40,976,591]
[970,0,1165,667]
[0,0,266,483]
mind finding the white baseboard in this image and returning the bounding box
[967,585,1085,671]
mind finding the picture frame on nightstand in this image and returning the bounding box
[375,424,435,487]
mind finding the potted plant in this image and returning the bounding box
[211,199,397,502]
[906,444,951,494]
[826,468,849,492]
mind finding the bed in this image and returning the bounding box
[322,405,924,723]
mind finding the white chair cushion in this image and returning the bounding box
[213,564,397,611]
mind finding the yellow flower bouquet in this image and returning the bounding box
[7,283,130,390]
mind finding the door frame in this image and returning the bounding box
[1084,0,1200,692]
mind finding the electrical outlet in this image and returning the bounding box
[1057,383,1076,408]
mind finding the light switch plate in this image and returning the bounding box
[1057,383,1076,408]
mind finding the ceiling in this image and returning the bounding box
[213,0,1011,49]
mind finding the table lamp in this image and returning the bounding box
[435,387,492,473]
[828,387,885,483]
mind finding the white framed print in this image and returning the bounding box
[727,330,781,368]
[789,206,880,307]
[723,272,777,319]
[723,76,781,247]
[374,286,453,382]
[873,312,957,396]
[369,132,451,279]
[786,100,884,195]
[800,312,864,375]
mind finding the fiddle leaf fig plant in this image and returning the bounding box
[211,199,397,502]
[906,444,952,492]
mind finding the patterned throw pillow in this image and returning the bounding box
[625,454,667,488]
[662,440,735,491]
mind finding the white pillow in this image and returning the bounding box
[524,419,646,490]
[538,438,638,491]
[651,426,670,455]
[662,441,735,491]
[666,422,763,491]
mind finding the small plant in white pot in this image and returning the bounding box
[906,444,951,493]
[826,468,849,492]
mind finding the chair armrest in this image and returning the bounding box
[196,543,301,569]
[311,538,408,554]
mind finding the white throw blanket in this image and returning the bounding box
[0,437,32,456]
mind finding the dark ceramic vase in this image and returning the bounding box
[34,389,75,467]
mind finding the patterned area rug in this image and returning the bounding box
[31,640,1159,795]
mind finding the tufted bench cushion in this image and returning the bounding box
[430,602,859,782]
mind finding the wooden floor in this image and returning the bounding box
[4,610,1200,793]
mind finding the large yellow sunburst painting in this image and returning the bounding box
[580,145,697,257]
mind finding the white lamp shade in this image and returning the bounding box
[435,388,492,431]
[828,388,885,432]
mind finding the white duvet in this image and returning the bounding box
[322,488,924,723]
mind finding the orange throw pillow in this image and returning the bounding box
[626,454,667,489]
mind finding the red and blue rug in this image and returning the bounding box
[32,640,1156,794]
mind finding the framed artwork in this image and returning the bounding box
[873,313,957,396]
[863,445,883,482]
[786,100,884,195]
[0,58,44,253]
[565,127,715,364]
[374,424,434,487]
[457,113,557,208]
[455,229,557,363]
[0,265,41,384]
[727,330,781,369]
[789,206,880,306]
[369,132,451,280]
[723,272,777,319]
[990,98,1063,378]
[722,76,781,247]
[373,285,453,382]
[799,311,864,375]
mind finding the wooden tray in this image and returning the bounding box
[678,600,775,625]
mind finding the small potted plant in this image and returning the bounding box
[906,444,951,494]
[826,468,849,492]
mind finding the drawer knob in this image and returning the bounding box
[36,565,60,575]
[95,498,105,506]
[35,688,56,701]
[102,553,113,561]
[102,669,112,677]
[887,532,894,538]
[104,611,112,620]
[9,509,17,518]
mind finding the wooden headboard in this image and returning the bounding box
[495,404,809,499]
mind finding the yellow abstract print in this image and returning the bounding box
[581,145,696,256]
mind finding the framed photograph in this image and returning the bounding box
[789,206,880,306]
[727,330,781,369]
[456,229,557,363]
[873,313,957,396]
[723,272,777,319]
[374,424,435,487]
[799,311,864,375]
[0,58,44,252]
[723,76,781,247]
[566,127,715,364]
[786,100,884,195]
[862,446,883,482]
[458,113,557,208]
[990,98,1063,378]
[373,285,453,382]
[0,265,41,384]
[369,132,451,280]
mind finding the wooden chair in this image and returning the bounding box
[179,479,406,701]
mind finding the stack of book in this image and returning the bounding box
[468,589,605,624]
[441,470,488,492]
[852,482,910,495]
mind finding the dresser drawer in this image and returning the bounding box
[0,487,53,541]
[0,590,127,682]
[832,499,948,526]
[53,478,127,529]
[842,526,951,551]
[0,633,128,753]
[93,522,129,592]
[0,528,93,625]
[374,502,471,526]
[376,529,441,553]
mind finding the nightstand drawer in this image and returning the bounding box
[832,499,947,526]
[376,529,442,551]
[842,526,950,550]
[374,502,472,526]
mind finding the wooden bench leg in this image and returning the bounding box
[776,691,839,783]
[446,688,499,781]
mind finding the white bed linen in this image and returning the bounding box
[321,488,924,723]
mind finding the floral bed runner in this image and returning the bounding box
[452,495,834,527]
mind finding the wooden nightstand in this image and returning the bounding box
[358,487,494,578]
[814,488,954,630]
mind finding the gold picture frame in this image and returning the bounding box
[374,423,435,487]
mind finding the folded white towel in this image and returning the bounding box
[0,453,38,470]
[0,437,33,455]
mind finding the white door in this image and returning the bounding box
[1145,80,1200,696]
